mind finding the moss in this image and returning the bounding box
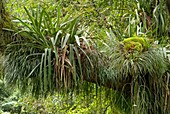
[0,0,13,29]
[0,0,14,53]
[122,37,150,53]
[124,41,143,52]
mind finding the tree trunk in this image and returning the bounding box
[0,0,13,29]
[0,0,4,29]
[0,0,7,29]
[0,0,13,53]
[0,0,5,52]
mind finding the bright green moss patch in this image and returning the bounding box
[122,37,150,53]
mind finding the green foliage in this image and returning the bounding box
[0,93,21,113]
[0,78,21,113]
[106,41,168,113]
[0,80,9,102]
[5,0,55,19]
[2,0,170,113]
[4,5,94,97]
[12,85,125,114]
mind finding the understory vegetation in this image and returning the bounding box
[0,0,170,113]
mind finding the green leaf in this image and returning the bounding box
[61,45,68,81]
[75,35,80,46]
[40,53,44,92]
[44,48,48,93]
[56,6,61,29]
[78,47,93,68]
[48,48,52,91]
[54,30,62,45]
[51,37,58,65]
[62,33,70,49]
[69,44,76,82]
[74,46,82,80]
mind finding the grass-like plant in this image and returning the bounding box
[103,36,169,113]
[4,6,94,97]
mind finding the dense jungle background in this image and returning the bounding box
[0,0,170,113]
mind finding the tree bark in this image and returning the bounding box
[167,0,170,13]
[0,0,3,29]
[0,0,6,29]
[0,0,12,29]
[0,0,13,53]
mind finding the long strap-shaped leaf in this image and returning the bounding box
[61,45,68,81]
[51,37,58,65]
[54,30,62,45]
[69,44,76,83]
[75,35,80,46]
[24,7,49,47]
[40,53,44,93]
[74,46,83,81]
[44,49,48,93]
[55,6,61,30]
[48,48,52,91]
[78,47,94,68]
[62,33,70,49]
